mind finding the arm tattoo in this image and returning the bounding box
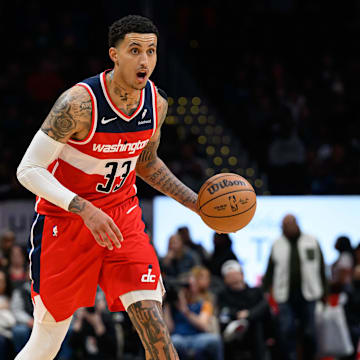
[127,300,179,360]
[41,92,76,141]
[137,92,166,165]
[144,162,197,207]
[41,87,92,142]
[136,92,197,210]
[68,195,86,213]
[137,138,159,163]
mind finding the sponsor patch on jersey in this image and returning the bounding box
[137,119,152,126]
[93,139,149,154]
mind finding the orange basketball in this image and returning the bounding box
[197,173,257,233]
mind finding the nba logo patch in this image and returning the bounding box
[53,225,58,237]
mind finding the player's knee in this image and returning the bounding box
[15,317,71,360]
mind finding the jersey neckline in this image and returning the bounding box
[100,70,145,122]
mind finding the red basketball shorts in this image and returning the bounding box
[29,196,161,322]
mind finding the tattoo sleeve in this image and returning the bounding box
[140,157,198,210]
[136,94,198,212]
[127,300,179,360]
[68,195,86,214]
[41,86,92,143]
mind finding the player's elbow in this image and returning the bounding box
[16,161,26,184]
[16,160,41,187]
[16,161,30,187]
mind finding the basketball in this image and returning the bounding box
[197,173,257,233]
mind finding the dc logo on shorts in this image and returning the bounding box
[141,265,156,283]
[52,225,58,237]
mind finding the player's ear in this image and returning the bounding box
[109,47,118,64]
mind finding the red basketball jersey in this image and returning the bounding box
[36,70,158,216]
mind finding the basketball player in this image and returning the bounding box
[15,15,198,360]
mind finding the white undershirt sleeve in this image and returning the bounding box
[16,130,77,211]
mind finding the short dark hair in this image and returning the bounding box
[108,15,159,48]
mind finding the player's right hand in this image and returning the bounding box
[68,196,123,250]
[81,204,123,250]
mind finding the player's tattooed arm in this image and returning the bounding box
[68,195,87,213]
[136,92,198,213]
[127,300,179,360]
[41,85,92,143]
[41,86,124,250]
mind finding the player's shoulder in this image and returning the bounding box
[156,86,168,102]
[53,85,91,109]
[49,85,92,131]
[155,86,168,123]
[67,84,92,104]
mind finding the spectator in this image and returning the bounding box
[267,107,307,195]
[342,265,360,360]
[177,226,209,265]
[331,236,355,292]
[160,233,200,279]
[0,268,15,359]
[218,260,270,360]
[163,271,223,360]
[190,265,220,333]
[262,214,327,360]
[355,243,360,267]
[207,233,238,278]
[0,230,16,268]
[191,265,214,303]
[8,245,28,289]
[68,295,118,360]
[10,268,32,355]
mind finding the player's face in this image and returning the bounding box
[112,33,157,90]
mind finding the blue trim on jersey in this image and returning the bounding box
[80,73,155,134]
[28,213,45,294]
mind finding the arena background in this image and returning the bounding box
[1,0,359,262]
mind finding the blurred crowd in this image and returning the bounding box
[170,1,360,195]
[1,1,360,199]
[1,217,360,360]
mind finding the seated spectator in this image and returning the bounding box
[217,260,270,360]
[191,265,220,334]
[0,230,16,268]
[163,271,224,360]
[177,226,209,265]
[68,293,118,360]
[342,265,360,360]
[207,233,238,278]
[331,236,355,292]
[191,265,214,303]
[10,268,32,355]
[160,233,200,279]
[354,243,360,267]
[8,245,28,289]
[0,268,15,359]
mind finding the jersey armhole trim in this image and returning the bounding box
[150,81,158,137]
[68,83,98,145]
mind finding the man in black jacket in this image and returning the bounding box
[217,260,270,360]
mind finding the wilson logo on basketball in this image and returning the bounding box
[207,179,247,195]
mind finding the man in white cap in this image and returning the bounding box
[217,260,270,360]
